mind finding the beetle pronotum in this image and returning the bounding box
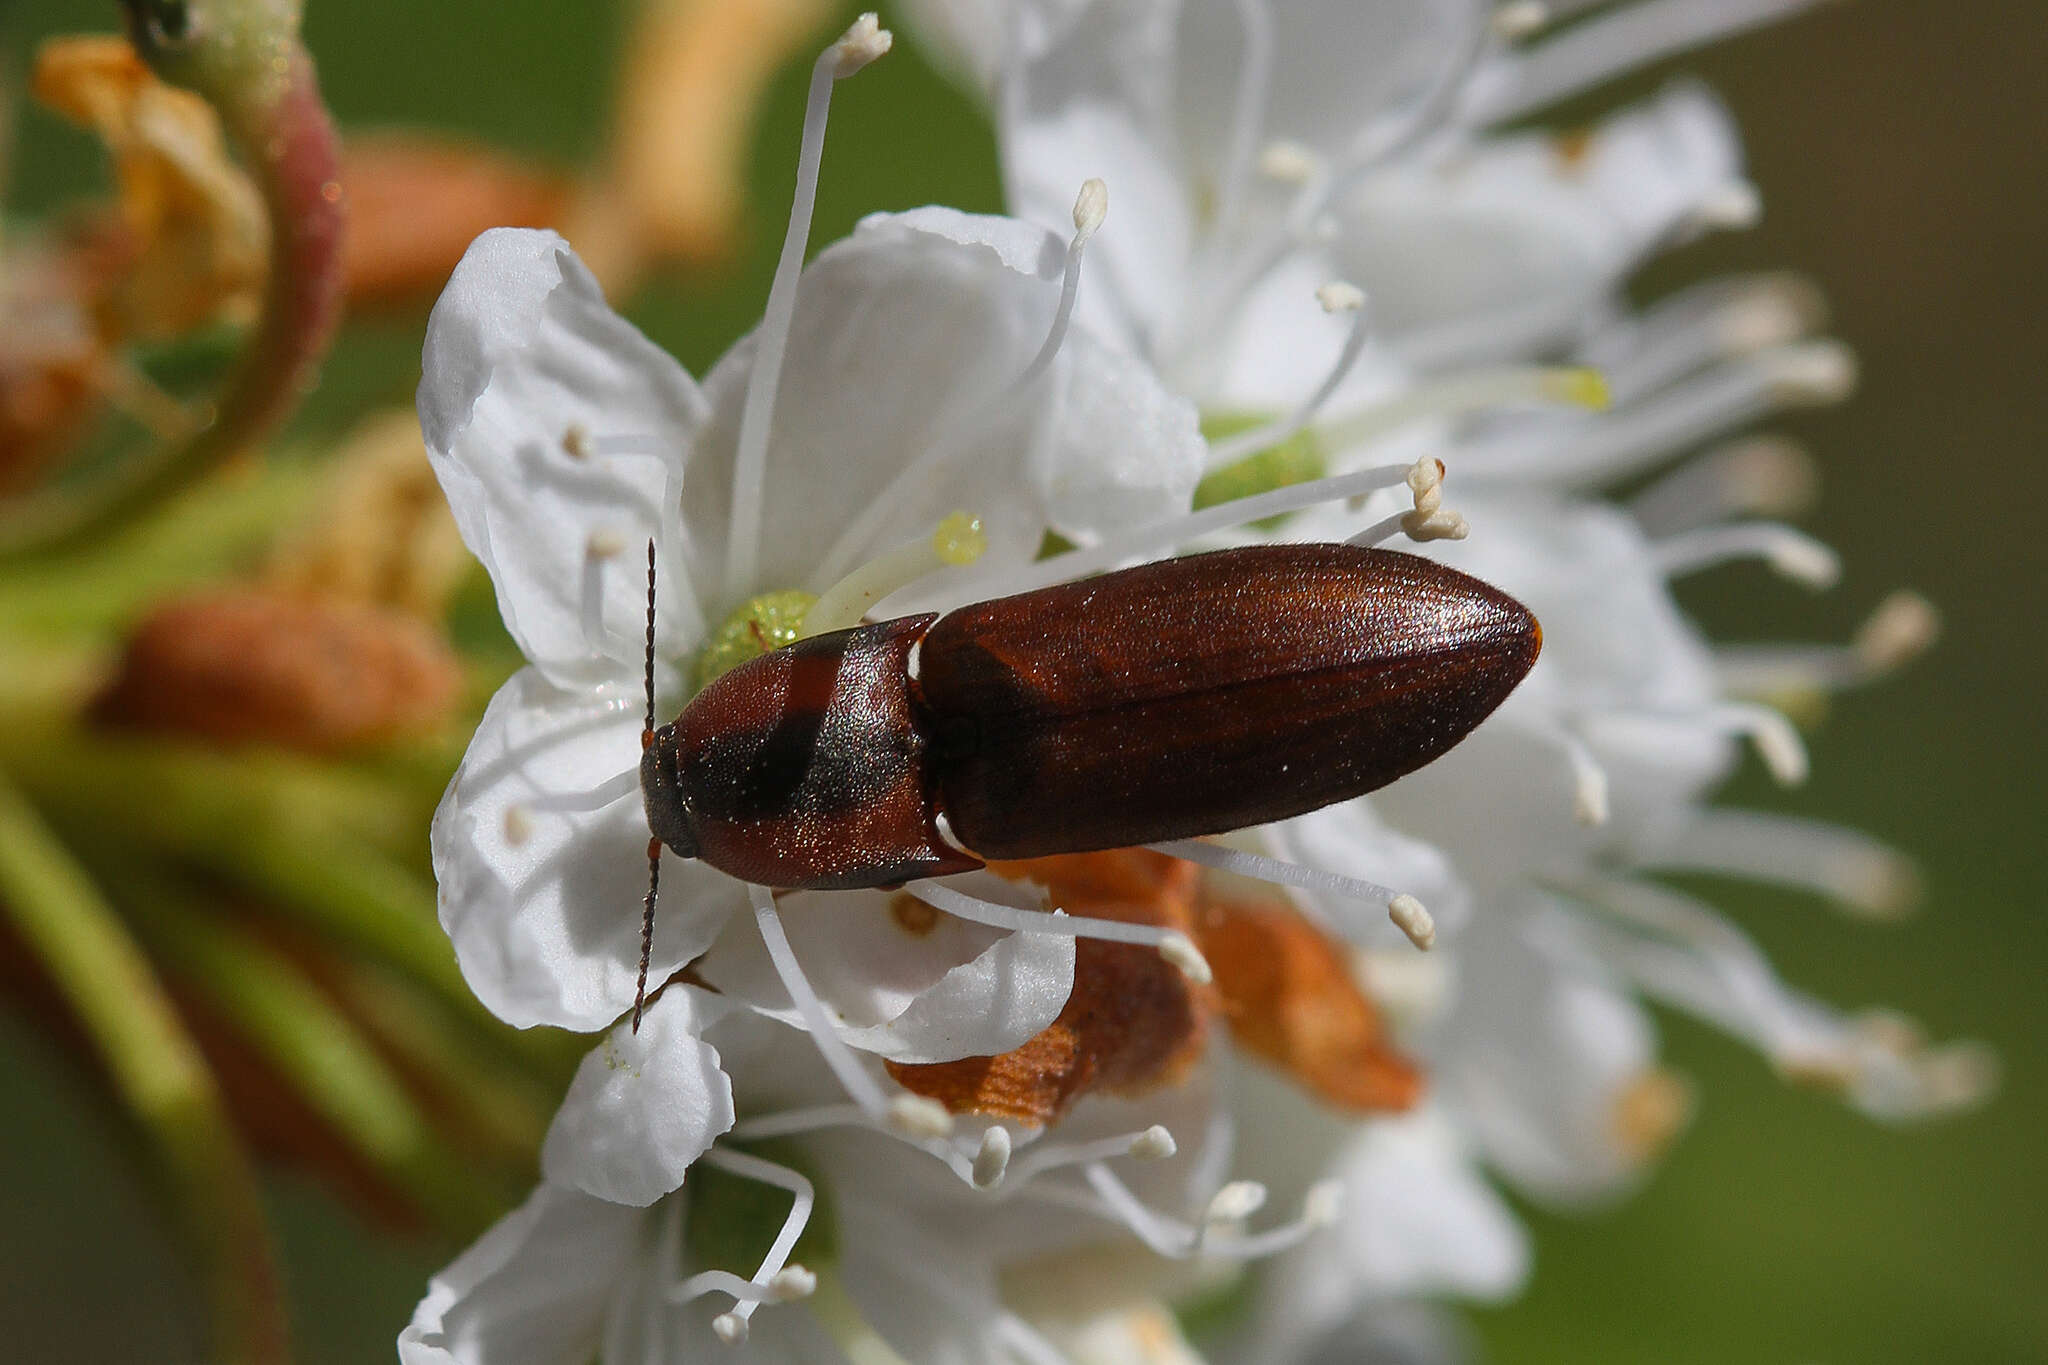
[631,537,1540,1027]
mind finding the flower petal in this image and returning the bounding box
[681,208,1203,611]
[433,667,742,1030]
[1333,84,1744,355]
[542,987,738,1207]
[1430,906,1660,1203]
[694,874,1074,1063]
[420,228,707,687]
[399,1182,643,1365]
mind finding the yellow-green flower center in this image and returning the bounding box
[692,590,817,692]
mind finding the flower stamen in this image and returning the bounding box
[726,14,893,597]
[801,511,987,638]
[1147,838,1431,948]
[749,885,890,1120]
[813,180,1105,588]
[1653,521,1841,589]
[1628,435,1817,533]
[977,462,1421,599]
[907,881,1213,985]
[1203,282,1372,472]
[675,1146,817,1343]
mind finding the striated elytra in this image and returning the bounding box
[641,543,1541,891]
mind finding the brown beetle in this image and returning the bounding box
[640,542,1539,891]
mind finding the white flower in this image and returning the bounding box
[418,20,1206,1043]
[403,985,1237,1362]
[895,0,1996,1354]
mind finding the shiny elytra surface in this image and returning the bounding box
[915,543,1541,859]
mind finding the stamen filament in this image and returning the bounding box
[1627,436,1817,534]
[980,463,1418,599]
[1319,366,1609,463]
[1475,0,1833,123]
[749,886,888,1119]
[908,882,1212,984]
[1203,283,1373,472]
[691,1146,816,1337]
[526,768,641,813]
[801,513,987,637]
[725,16,892,597]
[1216,0,1277,241]
[1004,1126,1179,1188]
[1653,521,1840,589]
[1147,838,1412,915]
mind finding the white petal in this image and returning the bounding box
[398,1183,643,1365]
[1335,85,1743,354]
[1008,96,1194,352]
[1430,906,1659,1203]
[1319,1107,1529,1302]
[1033,331,1205,542]
[681,209,1203,610]
[420,228,707,688]
[1170,0,1487,171]
[433,668,743,1031]
[542,988,738,1207]
[694,875,1074,1063]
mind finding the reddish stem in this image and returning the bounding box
[0,44,345,555]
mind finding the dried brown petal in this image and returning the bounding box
[887,852,1210,1125]
[339,134,571,311]
[1192,895,1422,1114]
[94,589,462,754]
[33,36,266,341]
[264,409,469,619]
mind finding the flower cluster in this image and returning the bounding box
[401,6,1990,1364]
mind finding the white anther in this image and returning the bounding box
[586,528,628,560]
[1717,277,1827,355]
[1302,1179,1345,1229]
[1316,280,1366,314]
[1206,1181,1268,1224]
[1072,178,1109,237]
[1129,1125,1178,1161]
[502,803,534,846]
[1574,757,1611,827]
[561,423,592,459]
[1389,894,1436,951]
[1257,139,1321,184]
[1401,508,1470,543]
[1158,932,1214,984]
[766,1265,817,1303]
[1406,456,1444,503]
[1855,591,1940,671]
[1492,0,1549,38]
[1766,340,1859,404]
[1693,181,1763,231]
[1744,710,1810,786]
[712,1313,748,1345]
[887,1094,954,1141]
[972,1127,1012,1189]
[830,12,892,76]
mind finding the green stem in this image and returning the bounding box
[0,461,321,638]
[115,866,517,1234]
[0,771,289,1365]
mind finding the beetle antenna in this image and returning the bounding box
[634,539,659,1032]
[644,538,658,737]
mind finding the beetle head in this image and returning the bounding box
[639,724,700,860]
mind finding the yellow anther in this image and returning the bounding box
[932,512,987,567]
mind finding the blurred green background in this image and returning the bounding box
[1,1,2042,1361]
